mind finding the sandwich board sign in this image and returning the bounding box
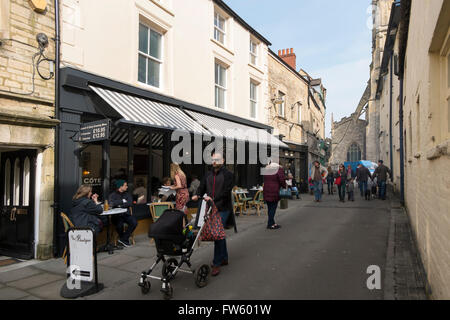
[68,229,94,281]
[61,227,102,298]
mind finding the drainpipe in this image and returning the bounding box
[399,75,405,205]
[389,51,394,179]
[52,0,61,257]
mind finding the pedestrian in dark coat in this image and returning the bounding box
[192,152,235,277]
[336,164,348,202]
[356,164,372,199]
[108,180,137,247]
[263,162,287,230]
[70,185,104,235]
[373,160,392,200]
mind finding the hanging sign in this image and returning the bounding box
[79,120,111,143]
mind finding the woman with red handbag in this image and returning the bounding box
[335,164,347,202]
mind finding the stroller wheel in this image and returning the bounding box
[162,258,178,279]
[162,283,173,300]
[140,279,151,294]
[194,264,210,288]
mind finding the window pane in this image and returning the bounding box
[139,24,148,54]
[13,158,20,206]
[215,63,219,85]
[250,101,256,118]
[150,30,162,60]
[250,82,256,100]
[250,54,256,65]
[23,157,30,206]
[138,54,147,83]
[4,159,10,206]
[216,87,225,109]
[148,59,160,87]
[219,65,226,87]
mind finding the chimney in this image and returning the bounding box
[278,47,297,70]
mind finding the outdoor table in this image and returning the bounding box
[98,208,127,254]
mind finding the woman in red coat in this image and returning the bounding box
[263,162,287,230]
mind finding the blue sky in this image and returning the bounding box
[224,0,373,137]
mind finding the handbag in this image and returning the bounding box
[335,176,341,186]
[200,203,226,242]
[279,188,292,198]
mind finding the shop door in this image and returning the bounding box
[0,150,36,259]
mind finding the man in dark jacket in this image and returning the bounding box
[192,152,234,277]
[108,180,137,247]
[356,164,372,200]
[373,160,392,200]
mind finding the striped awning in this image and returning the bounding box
[89,85,209,135]
[110,127,164,148]
[185,110,288,149]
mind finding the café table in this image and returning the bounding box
[98,208,127,254]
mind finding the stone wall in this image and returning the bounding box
[0,0,57,260]
[330,117,367,167]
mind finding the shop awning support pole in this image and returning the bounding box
[128,127,134,192]
[102,140,110,200]
[147,130,153,201]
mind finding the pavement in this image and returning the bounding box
[0,191,428,300]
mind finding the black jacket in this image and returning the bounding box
[197,166,233,212]
[108,191,133,215]
[70,197,103,230]
[356,166,372,182]
[374,164,392,182]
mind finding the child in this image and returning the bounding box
[347,178,355,202]
[370,177,378,199]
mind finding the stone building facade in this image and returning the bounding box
[0,0,58,259]
[268,48,326,186]
[366,0,395,162]
[375,0,450,299]
[329,115,367,168]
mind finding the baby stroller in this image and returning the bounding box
[138,199,213,300]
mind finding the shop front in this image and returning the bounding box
[55,67,287,256]
[279,141,308,193]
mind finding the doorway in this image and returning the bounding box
[0,149,37,259]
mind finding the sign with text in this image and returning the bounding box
[79,120,110,143]
[68,229,94,282]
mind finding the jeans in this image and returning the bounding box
[347,190,354,201]
[359,181,368,197]
[338,184,346,201]
[378,180,387,200]
[327,181,334,194]
[213,210,230,267]
[290,187,299,199]
[112,213,137,242]
[266,201,278,228]
[313,181,323,201]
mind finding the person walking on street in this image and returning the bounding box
[336,164,347,202]
[356,164,372,200]
[347,178,355,202]
[170,163,190,214]
[108,180,137,247]
[309,161,328,202]
[326,166,335,195]
[373,160,392,200]
[192,152,234,277]
[263,161,287,230]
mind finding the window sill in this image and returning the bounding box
[210,38,235,56]
[148,0,175,17]
[136,81,165,94]
[248,63,264,74]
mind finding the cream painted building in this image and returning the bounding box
[60,0,270,125]
[375,0,450,299]
[0,0,58,259]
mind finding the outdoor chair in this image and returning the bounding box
[149,202,174,221]
[60,212,74,265]
[247,190,264,216]
[232,192,244,216]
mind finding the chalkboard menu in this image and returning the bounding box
[79,120,111,143]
